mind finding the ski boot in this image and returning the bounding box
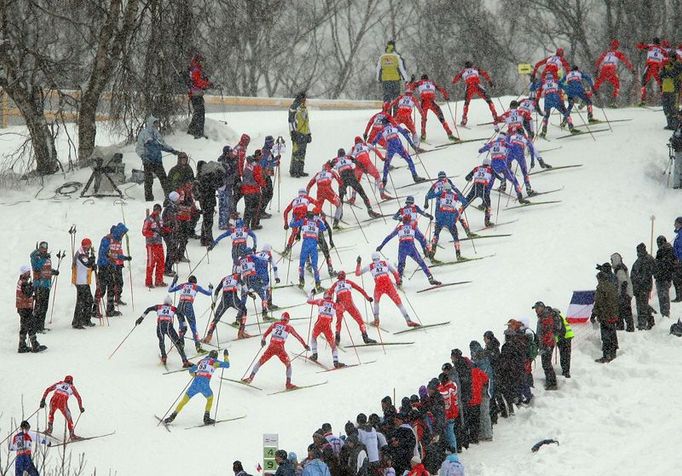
[527,186,538,197]
[262,309,269,320]
[412,174,427,183]
[335,332,341,345]
[282,245,292,257]
[456,250,463,261]
[428,276,442,286]
[448,135,459,142]
[334,361,347,369]
[465,228,478,238]
[69,431,83,441]
[161,355,167,365]
[164,270,177,278]
[460,118,467,127]
[406,320,421,328]
[372,318,381,328]
[559,117,567,128]
[164,412,177,424]
[380,190,393,200]
[195,343,207,354]
[286,382,298,390]
[347,196,356,206]
[484,220,494,228]
[298,278,305,289]
[538,158,552,169]
[420,133,427,142]
[182,360,194,368]
[361,332,376,344]
[333,218,340,230]
[328,266,338,278]
[310,352,318,361]
[44,422,53,435]
[314,282,325,294]
[368,209,382,219]
[202,331,213,344]
[242,375,254,384]
[538,126,547,139]
[498,181,507,193]
[237,328,251,339]
[517,193,530,204]
[203,412,215,425]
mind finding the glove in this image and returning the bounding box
[172,150,180,156]
[52,269,60,276]
[356,256,362,264]
[207,243,215,251]
[211,302,216,310]
[40,399,46,409]
[306,134,312,144]
[396,279,403,286]
[135,316,144,325]
[426,214,434,221]
[368,297,374,303]
[284,224,289,230]
[423,201,429,209]
[363,133,368,141]
[223,349,229,358]
[329,241,335,249]
[375,247,381,252]
[124,256,132,261]
[80,407,85,413]
[305,344,311,351]
[208,284,214,290]
[261,339,266,347]
[171,275,179,286]
[275,277,281,284]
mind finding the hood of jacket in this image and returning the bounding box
[239,133,251,147]
[610,252,623,267]
[145,115,158,130]
[112,223,128,241]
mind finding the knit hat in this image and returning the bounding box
[168,191,180,202]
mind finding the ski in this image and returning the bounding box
[473,219,518,232]
[457,234,511,242]
[538,146,562,153]
[395,175,458,190]
[220,377,264,391]
[333,225,361,234]
[290,282,325,295]
[436,137,488,147]
[54,432,116,446]
[162,368,190,376]
[272,283,297,290]
[555,128,610,140]
[416,281,471,293]
[393,321,451,334]
[218,332,263,345]
[184,415,246,430]
[302,356,331,371]
[429,254,494,269]
[268,381,328,396]
[360,213,393,223]
[527,186,564,197]
[506,199,562,210]
[154,415,171,432]
[528,164,582,176]
[588,118,631,124]
[343,341,414,348]
[316,360,377,373]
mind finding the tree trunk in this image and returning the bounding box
[11,87,59,175]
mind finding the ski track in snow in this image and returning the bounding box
[0,100,679,475]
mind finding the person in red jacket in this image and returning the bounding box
[438,372,459,453]
[452,61,498,126]
[232,133,251,217]
[467,366,489,444]
[187,53,213,139]
[593,39,634,101]
[637,37,669,104]
[306,289,345,368]
[390,90,423,143]
[413,74,456,141]
[40,375,84,440]
[532,48,570,81]
[407,456,429,476]
[307,162,343,224]
[364,103,398,147]
[282,189,319,254]
[533,301,558,390]
[142,204,166,288]
[328,271,376,345]
[240,154,266,230]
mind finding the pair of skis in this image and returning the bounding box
[155,414,246,430]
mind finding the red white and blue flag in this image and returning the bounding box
[566,290,595,323]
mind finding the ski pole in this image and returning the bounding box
[366,179,387,224]
[599,105,613,132]
[241,346,264,380]
[399,289,423,325]
[157,377,193,425]
[495,185,502,223]
[650,215,655,252]
[0,408,40,446]
[573,107,596,142]
[188,249,209,277]
[108,324,138,359]
[462,208,477,255]
[412,149,431,180]
[445,100,460,139]
[213,348,228,425]
[305,293,315,354]
[251,295,263,336]
[348,201,369,244]
[48,250,65,325]
[340,314,361,366]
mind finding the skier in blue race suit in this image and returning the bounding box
[478,132,529,204]
[168,275,212,353]
[425,182,469,261]
[210,218,258,271]
[290,210,326,291]
[371,118,425,185]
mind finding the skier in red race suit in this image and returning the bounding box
[452,61,498,126]
[306,289,346,368]
[390,90,423,144]
[142,203,166,288]
[350,136,388,200]
[40,375,84,439]
[412,74,456,141]
[531,48,570,81]
[242,312,309,389]
[636,37,669,104]
[307,163,343,224]
[328,271,377,345]
[283,189,319,255]
[355,252,420,328]
[363,103,398,147]
[593,39,634,101]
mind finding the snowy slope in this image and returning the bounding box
[0,99,680,476]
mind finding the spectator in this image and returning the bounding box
[438,454,464,476]
[289,453,303,476]
[260,135,280,216]
[670,121,682,189]
[467,365,489,444]
[342,435,368,476]
[378,451,395,476]
[470,340,493,440]
[168,152,195,192]
[135,115,178,202]
[437,372,458,453]
[673,217,682,300]
[233,461,252,476]
[30,241,59,332]
[142,204,166,288]
[381,396,397,426]
[505,319,534,404]
[376,40,408,104]
[631,242,656,330]
[241,153,266,230]
[187,53,213,139]
[388,414,416,476]
[592,270,620,362]
[356,414,380,467]
[483,330,506,421]
[322,423,344,458]
[660,55,682,130]
[302,445,331,476]
[533,301,559,390]
[368,414,389,452]
[497,331,522,415]
[288,92,312,177]
[407,456,429,476]
[70,238,96,329]
[217,146,239,229]
[654,235,676,318]
[16,265,46,353]
[195,160,226,246]
[161,192,180,277]
[611,252,635,331]
[555,309,574,378]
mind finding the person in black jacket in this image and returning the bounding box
[195,160,226,246]
[482,331,506,421]
[387,414,415,476]
[631,242,656,330]
[168,152,195,192]
[654,235,676,318]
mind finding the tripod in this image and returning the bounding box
[81,157,124,198]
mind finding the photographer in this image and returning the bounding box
[195,160,226,246]
[670,114,682,188]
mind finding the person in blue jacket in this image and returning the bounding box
[210,218,258,271]
[163,349,230,425]
[30,241,59,332]
[535,72,580,138]
[135,115,180,201]
[425,182,469,261]
[392,196,433,225]
[237,250,272,319]
[377,215,440,285]
[254,243,281,313]
[290,210,326,292]
[96,223,131,317]
[673,216,682,301]
[371,118,425,185]
[478,132,529,204]
[505,128,541,196]
[464,157,501,227]
[169,275,213,353]
[561,65,595,122]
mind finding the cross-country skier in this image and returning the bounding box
[424,171,473,236]
[478,132,529,204]
[518,97,539,136]
[237,250,270,319]
[255,243,280,311]
[363,103,397,147]
[350,136,389,200]
[242,312,310,389]
[210,218,257,271]
[494,100,534,137]
[532,48,570,81]
[355,253,419,328]
[562,65,596,122]
[413,74,456,142]
[376,215,440,285]
[593,39,634,103]
[390,90,423,144]
[136,296,193,367]
[282,188,318,255]
[290,210,327,292]
[330,149,382,222]
[328,270,376,344]
[637,37,668,105]
[425,182,468,261]
[306,289,346,368]
[96,224,130,316]
[10,420,51,476]
[307,163,343,225]
[452,61,498,126]
[392,196,433,225]
[168,275,212,353]
[464,157,498,227]
[204,272,250,341]
[534,73,578,138]
[40,375,84,439]
[310,207,338,278]
[505,128,542,195]
[29,241,59,332]
[371,119,426,185]
[163,349,230,425]
[17,265,47,353]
